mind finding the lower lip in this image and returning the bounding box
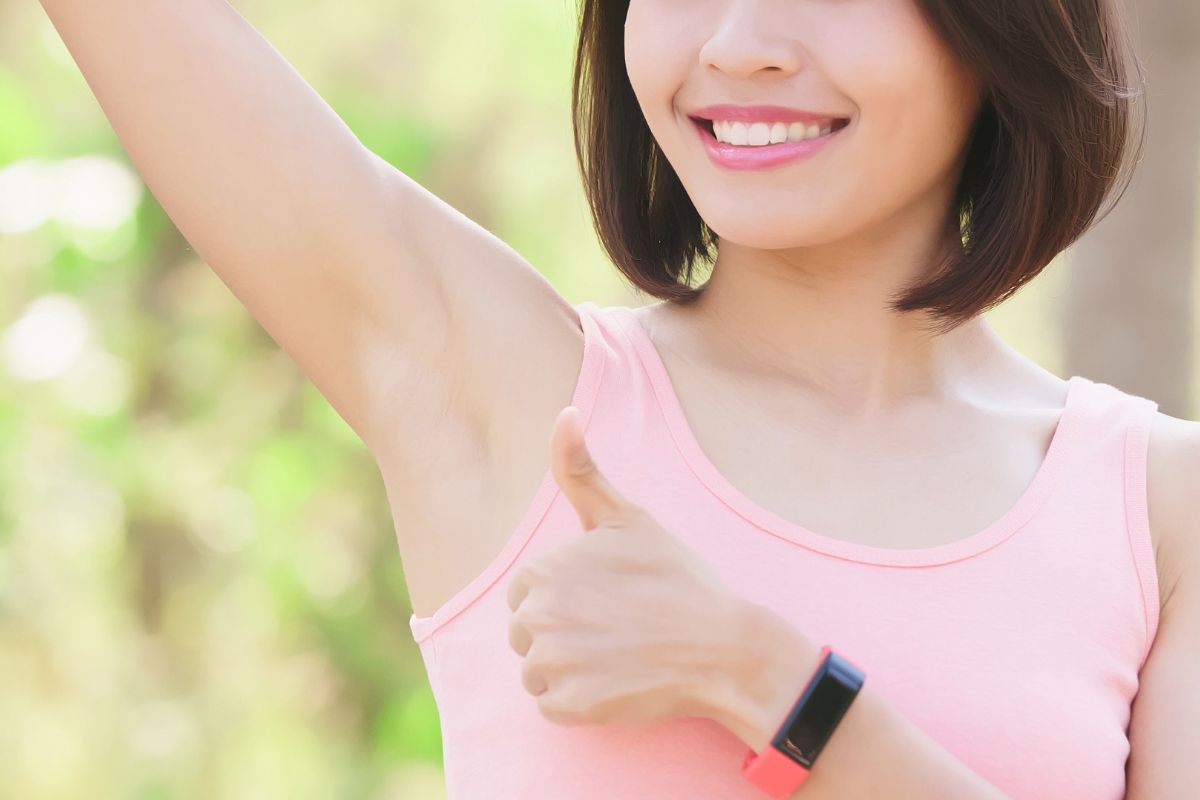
[692,118,846,171]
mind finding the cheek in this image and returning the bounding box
[623,2,657,89]
[624,6,686,125]
[836,15,981,194]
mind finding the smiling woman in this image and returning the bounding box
[25,0,1196,796]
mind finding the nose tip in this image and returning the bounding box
[698,24,806,80]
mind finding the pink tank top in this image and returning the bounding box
[408,301,1160,799]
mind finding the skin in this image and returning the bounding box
[622,0,1014,413]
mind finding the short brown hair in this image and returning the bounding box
[571,0,1146,334]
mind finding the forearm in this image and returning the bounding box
[701,601,1010,800]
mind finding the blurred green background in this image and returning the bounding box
[1,0,1196,798]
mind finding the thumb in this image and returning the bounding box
[550,405,636,532]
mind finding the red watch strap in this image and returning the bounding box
[741,741,812,798]
[739,643,833,797]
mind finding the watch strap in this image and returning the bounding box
[741,740,812,798]
[740,644,865,798]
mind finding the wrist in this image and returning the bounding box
[709,601,824,754]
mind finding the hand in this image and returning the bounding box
[505,405,749,728]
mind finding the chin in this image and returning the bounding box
[701,210,838,251]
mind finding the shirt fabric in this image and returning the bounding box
[408,300,1161,799]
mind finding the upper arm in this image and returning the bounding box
[1126,414,1200,799]
[39,0,582,453]
[37,0,412,443]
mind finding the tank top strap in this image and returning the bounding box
[1052,375,1161,667]
[572,299,666,425]
[1061,375,1159,496]
[572,300,651,418]
[569,300,668,482]
[569,301,712,515]
[1060,374,1158,442]
[1122,387,1161,669]
[1099,377,1160,659]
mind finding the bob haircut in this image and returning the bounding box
[571,0,1146,335]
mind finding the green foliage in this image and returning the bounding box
[0,0,619,796]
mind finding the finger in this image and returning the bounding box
[506,566,531,611]
[508,609,533,657]
[522,651,549,697]
[549,405,636,532]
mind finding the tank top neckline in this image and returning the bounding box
[600,302,1091,567]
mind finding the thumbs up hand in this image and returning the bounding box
[504,405,753,729]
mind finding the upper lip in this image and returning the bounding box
[690,104,848,124]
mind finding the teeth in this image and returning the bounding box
[747,122,770,146]
[712,119,836,146]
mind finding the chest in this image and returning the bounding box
[652,369,1084,554]
[395,371,1169,622]
[628,344,1167,604]
[686,420,1053,551]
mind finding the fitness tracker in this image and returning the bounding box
[740,644,865,798]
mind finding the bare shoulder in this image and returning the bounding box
[1146,411,1200,616]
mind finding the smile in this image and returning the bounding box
[689,116,849,171]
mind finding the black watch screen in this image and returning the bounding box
[772,649,866,768]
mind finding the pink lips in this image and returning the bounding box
[690,115,848,171]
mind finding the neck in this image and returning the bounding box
[673,219,1010,415]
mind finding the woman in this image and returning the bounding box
[36,0,1197,797]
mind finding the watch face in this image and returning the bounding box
[774,652,865,767]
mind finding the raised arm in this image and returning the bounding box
[36,0,580,456]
